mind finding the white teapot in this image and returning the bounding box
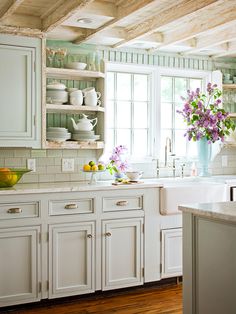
[71,114,97,131]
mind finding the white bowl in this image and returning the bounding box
[126,171,143,181]
[47,82,66,90]
[46,90,68,104]
[66,62,87,70]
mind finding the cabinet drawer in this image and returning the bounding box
[0,202,39,219]
[102,195,143,212]
[49,198,94,216]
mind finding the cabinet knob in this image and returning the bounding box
[105,232,112,237]
[7,207,22,214]
[87,234,93,238]
[64,204,78,209]
[116,200,128,206]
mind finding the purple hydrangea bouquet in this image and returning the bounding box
[106,145,129,175]
[177,83,235,143]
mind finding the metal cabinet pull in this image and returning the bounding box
[64,204,78,209]
[87,234,92,238]
[105,232,112,237]
[7,207,22,214]
[116,200,128,206]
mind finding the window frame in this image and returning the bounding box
[105,62,158,162]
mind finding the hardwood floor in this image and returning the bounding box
[1,282,182,314]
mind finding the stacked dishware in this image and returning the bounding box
[223,73,233,84]
[72,130,100,142]
[46,127,71,142]
[46,82,68,104]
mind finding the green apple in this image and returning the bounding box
[89,160,95,167]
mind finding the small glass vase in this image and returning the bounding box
[114,172,125,181]
[197,137,212,177]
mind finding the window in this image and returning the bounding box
[106,69,151,158]
[160,76,203,159]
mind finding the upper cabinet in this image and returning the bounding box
[0,34,42,148]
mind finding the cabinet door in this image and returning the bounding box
[0,226,40,307]
[102,218,144,290]
[0,34,41,147]
[49,222,95,298]
[161,228,182,278]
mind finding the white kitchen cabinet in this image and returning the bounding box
[0,34,41,148]
[102,218,144,290]
[0,226,41,307]
[161,228,182,278]
[49,222,95,298]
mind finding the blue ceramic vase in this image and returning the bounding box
[197,137,212,176]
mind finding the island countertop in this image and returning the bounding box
[179,201,236,223]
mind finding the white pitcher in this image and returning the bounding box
[83,87,101,106]
[69,90,83,106]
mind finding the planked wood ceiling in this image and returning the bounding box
[0,0,236,57]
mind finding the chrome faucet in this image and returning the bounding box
[164,137,172,167]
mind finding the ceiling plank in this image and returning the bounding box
[214,41,236,57]
[153,0,236,51]
[73,0,157,44]
[185,27,236,54]
[42,0,95,32]
[0,0,24,20]
[0,24,43,37]
[113,0,219,48]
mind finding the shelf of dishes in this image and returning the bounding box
[46,104,105,113]
[46,67,105,80]
[46,141,104,149]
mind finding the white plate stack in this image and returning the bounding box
[46,127,71,142]
[72,130,100,142]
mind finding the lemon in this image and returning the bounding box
[9,174,18,186]
[89,160,95,167]
[91,165,98,171]
[83,164,91,171]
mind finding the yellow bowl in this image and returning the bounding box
[0,168,31,188]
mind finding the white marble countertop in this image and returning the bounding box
[179,202,236,222]
[0,179,164,195]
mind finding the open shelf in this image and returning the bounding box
[46,67,105,80]
[46,141,104,150]
[229,113,236,118]
[46,104,105,113]
[223,84,236,90]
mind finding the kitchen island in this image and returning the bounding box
[179,202,236,314]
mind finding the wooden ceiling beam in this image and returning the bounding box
[0,0,24,20]
[214,41,236,57]
[73,0,157,44]
[152,1,236,51]
[42,0,95,32]
[185,27,236,54]
[112,0,218,48]
[0,24,43,37]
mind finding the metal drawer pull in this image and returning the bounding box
[7,207,22,214]
[64,204,78,209]
[105,232,112,237]
[116,200,128,206]
[87,234,92,238]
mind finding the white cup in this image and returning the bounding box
[69,90,83,106]
[126,171,143,181]
[84,90,101,106]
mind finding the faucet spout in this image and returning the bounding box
[164,137,172,167]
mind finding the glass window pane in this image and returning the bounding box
[107,72,114,100]
[187,141,197,158]
[117,73,131,100]
[174,77,187,102]
[107,101,115,128]
[134,74,148,101]
[175,130,187,156]
[107,129,115,152]
[190,79,202,92]
[117,129,131,152]
[161,77,172,102]
[117,101,131,128]
[134,102,148,128]
[175,103,186,129]
[161,103,172,129]
[133,130,148,156]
